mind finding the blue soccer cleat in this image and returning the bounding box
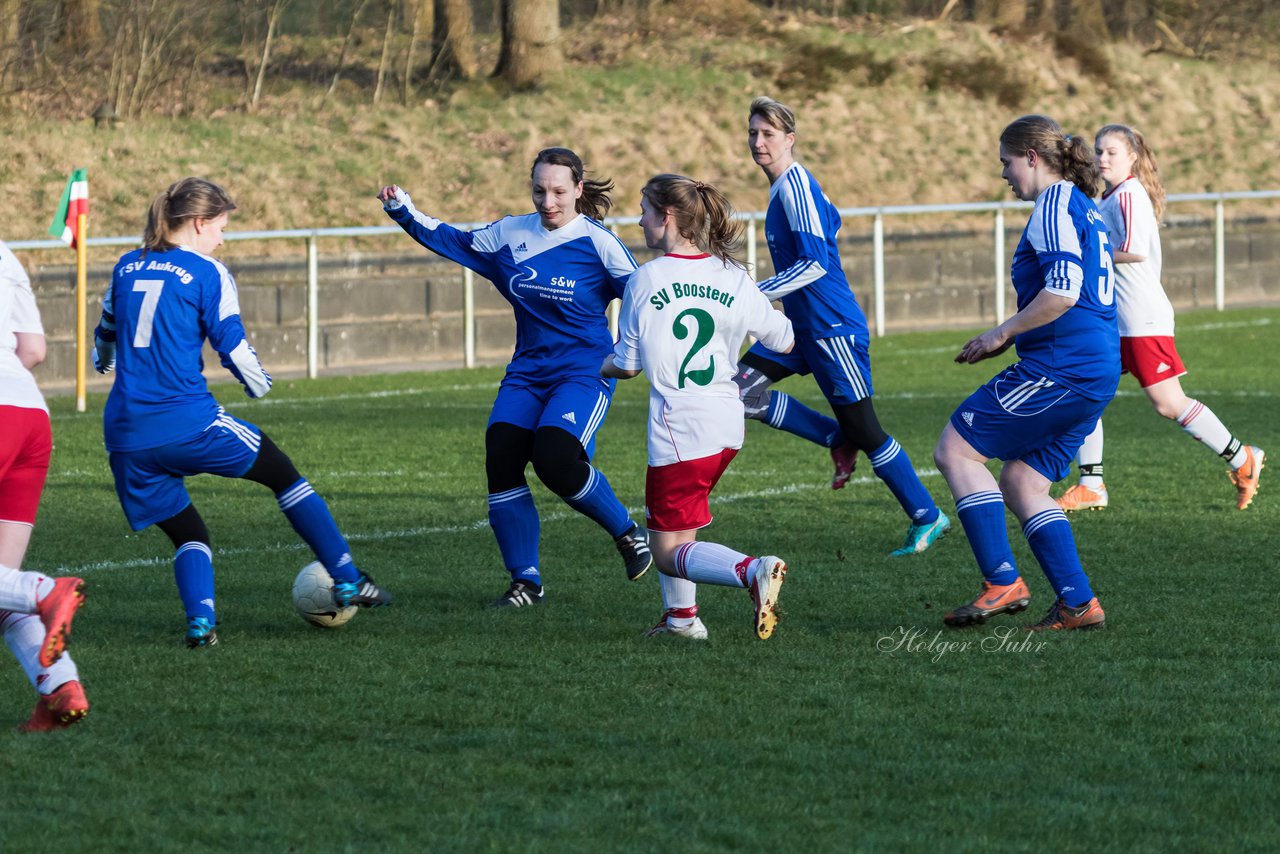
[333,573,393,608]
[890,512,951,556]
[185,616,219,649]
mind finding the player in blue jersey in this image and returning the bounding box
[378,147,652,608]
[94,177,392,648]
[733,96,949,556]
[935,115,1119,632]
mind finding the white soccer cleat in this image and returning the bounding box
[749,556,787,640]
[645,612,708,640]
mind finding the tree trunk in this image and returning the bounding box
[322,0,371,108]
[401,0,430,103]
[1034,0,1057,31]
[60,0,102,49]
[251,0,292,109]
[494,0,561,88]
[373,0,396,103]
[1068,0,1110,39]
[428,0,476,83]
[994,0,1026,27]
[1,0,20,48]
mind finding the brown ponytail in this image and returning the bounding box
[642,173,746,270]
[142,177,237,253]
[1000,115,1101,197]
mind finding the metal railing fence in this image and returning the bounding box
[11,190,1280,379]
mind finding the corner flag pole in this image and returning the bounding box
[75,212,88,413]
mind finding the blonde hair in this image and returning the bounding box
[1096,123,1166,221]
[642,174,746,270]
[143,177,236,252]
[749,96,796,135]
[1000,115,1100,197]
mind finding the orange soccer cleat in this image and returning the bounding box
[1228,446,1265,510]
[19,680,89,733]
[943,578,1032,628]
[1027,597,1106,632]
[35,577,86,667]
[1056,483,1109,512]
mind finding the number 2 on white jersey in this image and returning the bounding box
[1097,232,1115,306]
[132,279,165,347]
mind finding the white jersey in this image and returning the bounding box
[613,253,794,466]
[1098,177,1174,337]
[0,241,47,412]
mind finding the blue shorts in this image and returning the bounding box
[949,362,1111,482]
[109,411,262,530]
[488,376,616,458]
[746,332,873,405]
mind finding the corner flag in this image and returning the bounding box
[49,168,89,248]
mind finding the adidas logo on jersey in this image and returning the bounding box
[1157,361,1171,373]
[561,411,577,425]
[962,411,975,427]
[515,242,528,253]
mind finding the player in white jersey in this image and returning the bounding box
[603,174,794,640]
[1057,124,1264,512]
[0,240,90,731]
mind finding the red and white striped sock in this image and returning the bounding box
[673,541,752,589]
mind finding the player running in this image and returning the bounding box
[603,174,794,640]
[378,147,652,609]
[0,238,89,731]
[734,96,949,556]
[936,115,1117,632]
[94,177,391,649]
[1056,123,1264,512]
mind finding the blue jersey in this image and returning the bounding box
[385,194,637,384]
[1009,180,1120,401]
[759,163,866,340]
[99,246,272,452]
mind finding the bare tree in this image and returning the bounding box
[322,0,371,108]
[240,0,293,110]
[373,0,396,103]
[60,0,103,49]
[427,0,476,84]
[401,0,430,103]
[494,0,561,88]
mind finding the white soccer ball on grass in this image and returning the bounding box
[292,561,357,628]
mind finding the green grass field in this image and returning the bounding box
[3,307,1278,850]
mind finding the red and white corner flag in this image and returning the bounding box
[48,168,89,248]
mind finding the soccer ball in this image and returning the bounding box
[292,561,357,628]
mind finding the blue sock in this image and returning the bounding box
[563,465,632,539]
[765,392,841,448]
[488,485,541,587]
[955,492,1019,585]
[277,479,358,583]
[1023,509,1094,607]
[869,437,939,525]
[174,541,216,622]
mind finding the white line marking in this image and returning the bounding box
[52,470,944,575]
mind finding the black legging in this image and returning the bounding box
[155,431,302,548]
[485,422,591,498]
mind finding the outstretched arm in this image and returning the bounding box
[378,185,499,281]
